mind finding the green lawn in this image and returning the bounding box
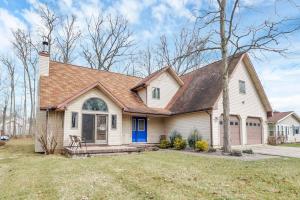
[279,143,300,148]
[1,139,300,200]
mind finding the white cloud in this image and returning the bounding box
[152,0,199,22]
[253,45,300,114]
[112,0,147,24]
[0,8,26,52]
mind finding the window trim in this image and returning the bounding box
[71,112,78,129]
[111,114,117,129]
[239,80,246,94]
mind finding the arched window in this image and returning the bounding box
[82,98,108,111]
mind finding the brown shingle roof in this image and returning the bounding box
[167,54,242,114]
[40,61,171,115]
[39,52,271,115]
[267,111,294,123]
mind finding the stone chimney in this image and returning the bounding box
[39,40,49,76]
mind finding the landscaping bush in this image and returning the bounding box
[242,149,254,154]
[195,140,209,152]
[159,135,167,141]
[159,139,170,149]
[173,138,187,150]
[208,147,217,153]
[268,136,276,145]
[0,141,5,146]
[187,129,202,149]
[169,130,182,147]
[230,150,243,157]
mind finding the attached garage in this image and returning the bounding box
[220,115,241,146]
[246,117,262,144]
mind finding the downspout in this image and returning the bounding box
[205,110,213,147]
[46,108,50,138]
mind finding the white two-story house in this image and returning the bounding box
[35,51,273,152]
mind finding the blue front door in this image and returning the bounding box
[132,117,147,142]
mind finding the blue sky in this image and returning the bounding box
[0,0,300,114]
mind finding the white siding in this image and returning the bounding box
[35,110,64,152]
[147,72,180,108]
[212,60,268,146]
[277,115,300,142]
[63,88,123,146]
[39,54,49,76]
[122,115,131,144]
[165,112,210,142]
[35,109,47,152]
[147,117,165,143]
[137,88,147,104]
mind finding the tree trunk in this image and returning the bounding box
[13,89,16,136]
[26,70,34,135]
[23,67,27,134]
[9,87,13,136]
[1,105,7,136]
[220,0,231,153]
[33,67,36,133]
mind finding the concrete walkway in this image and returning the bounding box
[251,145,300,158]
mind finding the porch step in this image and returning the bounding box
[64,145,144,157]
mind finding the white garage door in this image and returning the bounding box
[220,115,241,146]
[246,117,262,144]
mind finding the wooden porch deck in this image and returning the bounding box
[64,144,159,157]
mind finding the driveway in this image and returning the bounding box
[250,145,300,158]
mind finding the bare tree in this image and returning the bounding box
[56,15,81,63]
[157,27,208,75]
[39,4,59,55]
[193,0,300,152]
[137,44,159,76]
[82,14,134,71]
[1,92,9,136]
[12,29,38,135]
[0,56,16,136]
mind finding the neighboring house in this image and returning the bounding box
[35,51,273,152]
[267,111,300,143]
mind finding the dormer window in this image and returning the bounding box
[152,87,160,99]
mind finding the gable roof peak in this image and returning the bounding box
[131,65,183,91]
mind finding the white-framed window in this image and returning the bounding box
[239,80,246,94]
[71,112,78,128]
[111,114,117,129]
[152,87,160,99]
[294,126,300,135]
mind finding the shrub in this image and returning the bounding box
[195,140,209,152]
[242,149,254,154]
[267,136,276,145]
[173,138,187,150]
[0,141,5,146]
[187,129,202,149]
[169,130,182,147]
[159,139,170,149]
[230,150,243,157]
[159,135,167,141]
[208,147,217,153]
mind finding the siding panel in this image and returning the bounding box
[165,112,210,142]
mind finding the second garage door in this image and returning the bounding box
[246,117,262,144]
[220,115,241,146]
